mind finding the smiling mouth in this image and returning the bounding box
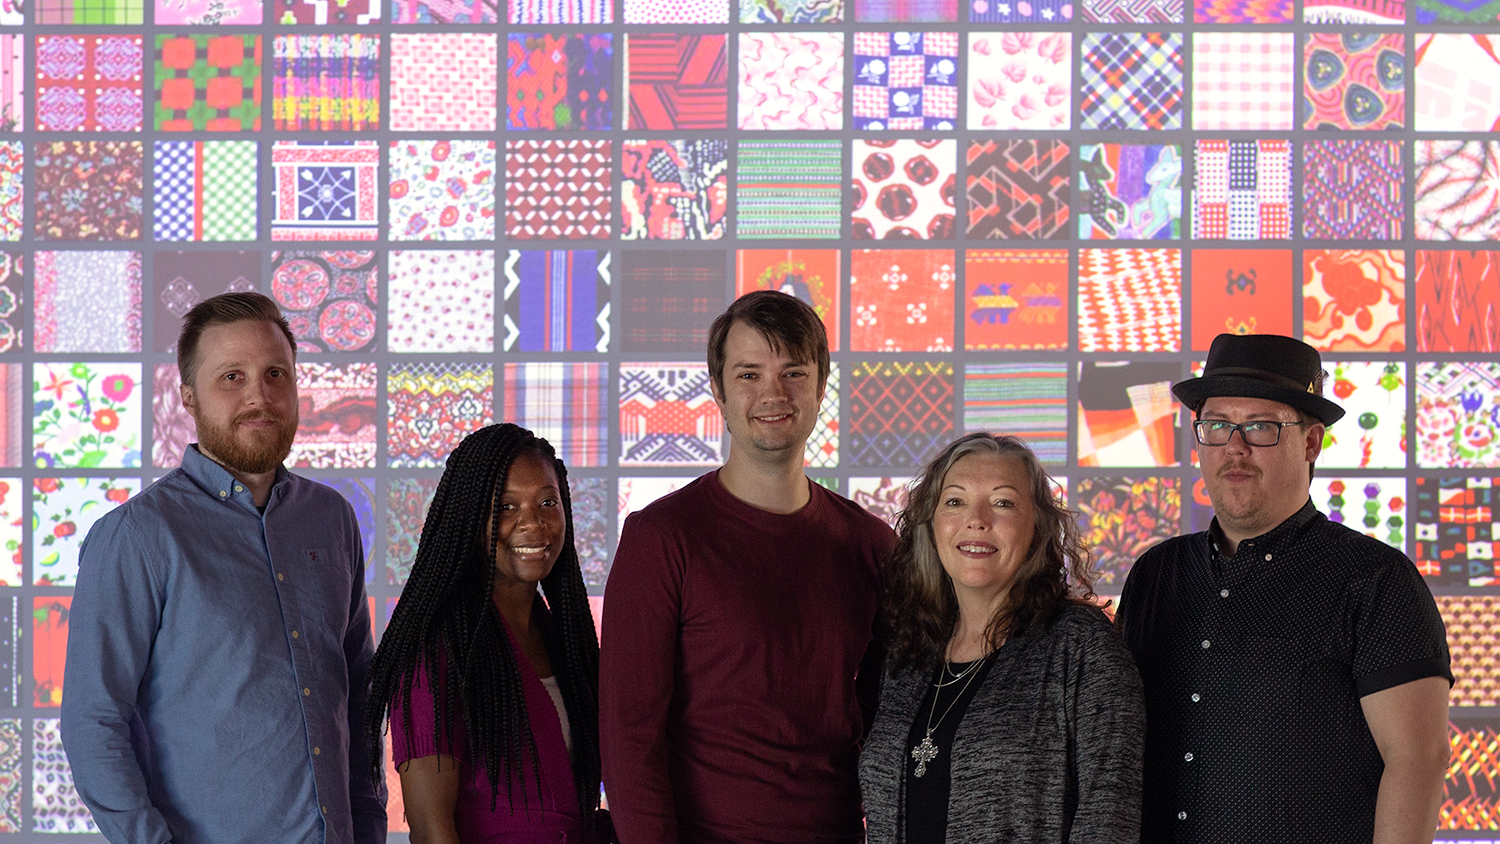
[756,413,792,423]
[957,543,996,554]
[511,545,548,555]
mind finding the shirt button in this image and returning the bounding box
[321,806,327,814]
[234,484,244,493]
[291,630,299,639]
[1184,752,1194,761]
[1191,693,1201,702]
[1178,812,1187,821]
[303,687,310,696]
[1264,553,1272,561]
[1220,589,1229,598]
[277,573,284,581]
[1201,639,1211,649]
[218,490,228,498]
[313,746,320,755]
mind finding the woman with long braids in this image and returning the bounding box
[367,423,606,843]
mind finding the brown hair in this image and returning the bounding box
[176,292,296,389]
[883,433,1099,674]
[706,290,830,398]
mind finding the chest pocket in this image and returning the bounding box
[298,547,353,631]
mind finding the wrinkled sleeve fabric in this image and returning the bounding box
[342,508,387,844]
[1068,614,1147,844]
[599,512,683,844]
[60,514,173,844]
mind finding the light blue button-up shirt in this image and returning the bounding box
[61,445,386,844]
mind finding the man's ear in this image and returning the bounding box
[180,383,197,418]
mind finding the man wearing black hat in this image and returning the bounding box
[1117,333,1452,844]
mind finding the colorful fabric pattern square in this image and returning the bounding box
[619,363,723,466]
[1312,477,1405,551]
[0,255,21,354]
[389,140,496,242]
[1419,488,1500,584]
[387,362,493,468]
[509,0,610,22]
[394,0,491,20]
[1416,251,1500,353]
[1076,476,1179,589]
[625,33,723,130]
[1078,360,1179,467]
[272,35,378,132]
[389,33,496,132]
[1079,0,1181,22]
[0,144,16,242]
[157,0,259,23]
[1305,0,1400,21]
[1435,596,1500,695]
[32,362,141,469]
[806,362,840,468]
[34,251,141,353]
[1195,0,1288,19]
[0,610,17,702]
[964,249,1068,350]
[848,361,953,467]
[967,32,1071,130]
[35,0,140,22]
[272,142,378,242]
[270,250,378,353]
[850,248,955,352]
[963,362,1067,464]
[387,250,494,353]
[33,718,96,833]
[1303,250,1405,352]
[852,139,956,240]
[503,249,610,353]
[741,0,840,21]
[1189,249,1293,350]
[275,0,379,23]
[738,33,844,130]
[854,0,954,19]
[505,139,611,240]
[287,362,375,469]
[1079,32,1182,130]
[152,250,256,353]
[504,362,609,467]
[34,141,140,241]
[33,597,67,701]
[153,141,258,243]
[153,35,261,132]
[735,248,841,351]
[972,0,1074,22]
[0,37,19,133]
[1417,0,1500,21]
[620,139,727,241]
[1078,143,1181,239]
[1417,362,1500,468]
[624,0,727,22]
[620,250,724,352]
[1303,140,1402,240]
[1078,248,1182,352]
[568,477,609,587]
[851,31,959,131]
[33,479,137,586]
[35,36,141,133]
[847,477,908,528]
[1305,33,1404,130]
[386,477,438,586]
[1191,139,1292,240]
[966,139,1069,240]
[508,34,612,131]
[1192,33,1294,130]
[0,489,17,583]
[1415,34,1500,132]
[150,363,192,468]
[736,140,842,240]
[1415,141,1500,242]
[1319,361,1406,468]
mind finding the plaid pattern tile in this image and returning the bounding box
[1192,32,1295,131]
[504,361,609,467]
[1080,32,1183,131]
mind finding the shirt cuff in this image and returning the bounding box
[1356,657,1455,698]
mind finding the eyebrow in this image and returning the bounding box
[942,483,1021,493]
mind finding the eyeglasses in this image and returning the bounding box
[1193,419,1307,448]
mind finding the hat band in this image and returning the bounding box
[1204,366,1318,394]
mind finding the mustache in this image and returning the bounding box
[1217,463,1259,477]
[234,411,287,425]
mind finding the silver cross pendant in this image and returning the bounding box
[911,733,939,778]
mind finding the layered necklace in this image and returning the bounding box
[910,653,993,778]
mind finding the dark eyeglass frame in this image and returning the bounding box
[1192,419,1308,448]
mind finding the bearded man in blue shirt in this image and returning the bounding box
[60,292,386,844]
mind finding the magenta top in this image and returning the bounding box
[391,618,587,843]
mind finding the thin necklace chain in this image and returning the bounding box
[931,654,986,688]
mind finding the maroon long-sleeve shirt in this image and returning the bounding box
[600,471,895,844]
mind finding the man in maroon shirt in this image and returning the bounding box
[601,290,896,844]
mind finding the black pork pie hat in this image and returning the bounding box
[1171,333,1345,426]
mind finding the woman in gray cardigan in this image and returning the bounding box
[859,433,1145,843]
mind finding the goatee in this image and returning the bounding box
[198,409,298,475]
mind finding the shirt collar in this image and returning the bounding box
[179,444,289,510]
[1209,498,1321,572]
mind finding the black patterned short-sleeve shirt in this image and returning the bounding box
[1117,499,1451,844]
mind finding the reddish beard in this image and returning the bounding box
[197,409,299,475]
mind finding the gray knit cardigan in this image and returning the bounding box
[858,604,1145,844]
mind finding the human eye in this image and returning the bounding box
[942,496,964,507]
[1241,421,1272,433]
[1203,419,1232,432]
[994,497,1016,509]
